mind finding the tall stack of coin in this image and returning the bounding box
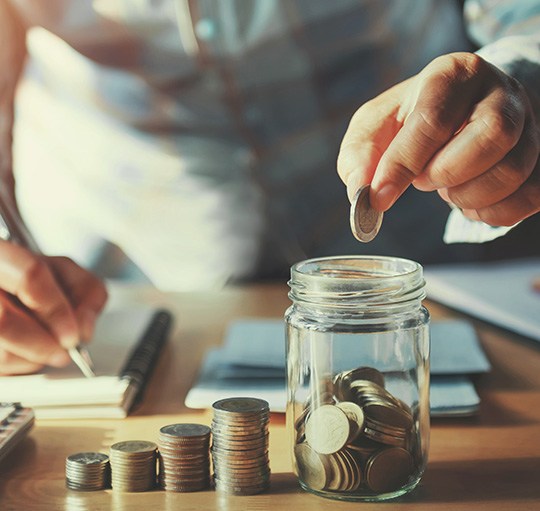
[110,440,157,492]
[157,423,211,492]
[294,366,416,495]
[211,397,270,495]
[65,452,110,491]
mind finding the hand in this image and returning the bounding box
[0,241,108,375]
[338,52,540,226]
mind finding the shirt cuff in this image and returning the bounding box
[443,208,519,244]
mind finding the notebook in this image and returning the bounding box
[0,307,172,419]
[185,318,490,417]
[424,258,540,342]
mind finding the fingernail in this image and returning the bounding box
[56,324,79,349]
[438,188,451,202]
[346,174,367,203]
[462,209,481,221]
[80,309,97,342]
[372,183,401,212]
[413,174,437,192]
[48,349,71,368]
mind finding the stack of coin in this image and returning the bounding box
[110,440,157,492]
[65,452,110,491]
[294,366,416,495]
[211,397,270,495]
[158,423,211,492]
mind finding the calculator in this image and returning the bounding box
[0,403,34,464]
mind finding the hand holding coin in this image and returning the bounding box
[337,53,540,228]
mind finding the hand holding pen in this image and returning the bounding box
[0,194,108,376]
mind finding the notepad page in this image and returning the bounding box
[0,307,154,408]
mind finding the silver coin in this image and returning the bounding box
[212,397,269,415]
[159,423,211,439]
[110,441,157,454]
[212,458,268,467]
[349,184,383,242]
[66,452,109,465]
[66,481,106,492]
[214,480,270,495]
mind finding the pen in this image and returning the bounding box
[0,192,95,377]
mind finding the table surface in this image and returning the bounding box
[1,283,539,511]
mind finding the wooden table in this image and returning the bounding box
[1,283,539,511]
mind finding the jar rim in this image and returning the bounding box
[291,255,421,281]
[289,255,425,309]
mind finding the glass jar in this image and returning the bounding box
[285,255,430,502]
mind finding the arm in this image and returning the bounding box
[0,2,108,375]
[337,1,540,228]
[0,0,27,208]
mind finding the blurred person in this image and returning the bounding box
[0,0,538,375]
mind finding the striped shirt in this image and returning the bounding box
[10,0,540,290]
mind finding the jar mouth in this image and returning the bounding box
[289,256,425,308]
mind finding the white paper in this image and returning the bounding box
[425,258,540,342]
[0,307,155,416]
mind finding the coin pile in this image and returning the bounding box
[294,366,416,495]
[65,452,110,491]
[158,423,211,492]
[110,440,157,492]
[211,397,270,495]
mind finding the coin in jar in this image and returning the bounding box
[304,405,350,455]
[294,443,330,491]
[365,447,414,493]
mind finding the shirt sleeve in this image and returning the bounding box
[444,1,540,245]
[464,0,540,116]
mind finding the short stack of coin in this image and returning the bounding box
[110,440,157,492]
[158,423,211,492]
[294,366,416,495]
[65,452,110,491]
[211,397,270,495]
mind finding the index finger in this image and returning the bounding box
[370,54,484,211]
[337,80,410,202]
[0,240,79,348]
[47,256,108,341]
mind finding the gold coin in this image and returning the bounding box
[336,401,365,442]
[349,185,383,243]
[344,367,386,388]
[365,447,414,493]
[304,405,350,455]
[341,448,362,492]
[363,426,408,448]
[362,401,413,430]
[333,450,354,491]
[325,453,345,491]
[294,443,329,491]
